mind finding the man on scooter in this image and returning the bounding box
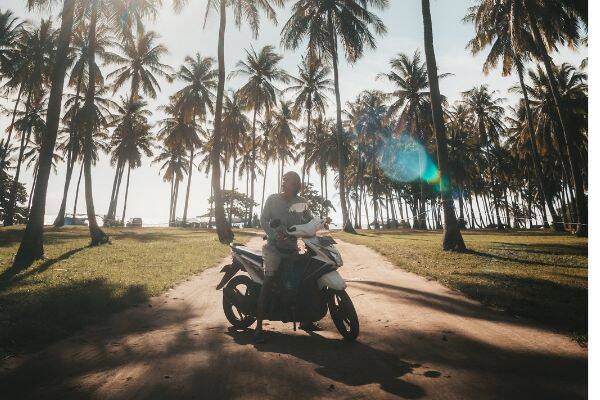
[254,171,320,343]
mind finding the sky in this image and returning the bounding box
[1,0,587,226]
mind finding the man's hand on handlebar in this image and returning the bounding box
[276,231,287,242]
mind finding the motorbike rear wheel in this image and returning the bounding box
[223,275,257,329]
[328,290,359,341]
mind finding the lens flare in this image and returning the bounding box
[379,133,440,185]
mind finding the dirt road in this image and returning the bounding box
[0,237,587,399]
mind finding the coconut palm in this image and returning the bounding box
[230,44,289,226]
[105,26,171,222]
[0,10,24,76]
[173,53,217,223]
[110,98,154,223]
[465,0,564,230]
[420,0,466,250]
[153,144,189,224]
[4,19,56,226]
[270,100,297,190]
[282,0,388,233]
[221,91,250,222]
[54,21,115,227]
[285,55,333,185]
[14,0,159,267]
[172,0,284,243]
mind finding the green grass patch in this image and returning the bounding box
[335,229,587,341]
[0,226,253,356]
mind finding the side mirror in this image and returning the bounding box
[323,199,336,212]
[270,219,281,229]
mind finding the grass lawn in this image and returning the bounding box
[335,229,587,342]
[0,226,253,357]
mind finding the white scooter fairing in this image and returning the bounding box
[286,217,347,291]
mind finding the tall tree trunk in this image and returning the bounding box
[523,0,586,236]
[515,62,562,230]
[229,152,236,224]
[27,164,39,215]
[183,148,194,223]
[105,160,123,223]
[13,0,77,268]
[248,104,258,227]
[121,162,131,225]
[421,0,465,250]
[54,74,84,227]
[81,2,107,245]
[302,105,312,186]
[210,0,234,243]
[328,12,355,234]
[5,88,34,226]
[261,158,268,213]
[73,160,84,218]
[0,84,24,171]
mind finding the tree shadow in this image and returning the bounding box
[227,329,426,399]
[491,242,588,257]
[0,246,88,286]
[466,249,584,269]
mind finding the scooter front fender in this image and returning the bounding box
[317,270,347,291]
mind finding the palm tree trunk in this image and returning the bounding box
[169,178,175,224]
[248,104,258,227]
[523,1,586,236]
[210,0,234,243]
[82,2,108,245]
[229,153,236,224]
[515,61,562,230]
[27,164,39,215]
[421,0,465,250]
[302,105,312,186]
[182,148,194,223]
[261,158,268,213]
[106,160,123,223]
[73,160,84,218]
[54,74,84,227]
[328,12,355,234]
[13,0,77,268]
[121,162,131,225]
[5,88,34,226]
[0,83,24,171]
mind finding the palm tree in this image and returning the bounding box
[258,113,275,211]
[378,50,441,229]
[153,145,189,224]
[285,55,333,185]
[465,0,564,231]
[105,25,171,222]
[173,53,217,223]
[282,0,388,233]
[110,98,154,223]
[14,0,158,267]
[230,45,289,226]
[0,10,25,170]
[54,21,114,227]
[420,0,466,251]
[172,0,283,243]
[221,91,251,223]
[4,19,56,226]
[271,100,297,190]
[462,85,506,229]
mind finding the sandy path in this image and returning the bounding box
[0,237,587,399]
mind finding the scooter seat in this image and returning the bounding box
[232,245,263,263]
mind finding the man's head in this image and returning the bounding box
[281,171,301,198]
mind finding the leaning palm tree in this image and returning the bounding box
[285,55,333,185]
[173,53,217,223]
[281,0,388,233]
[230,45,289,226]
[172,0,284,243]
[420,0,466,251]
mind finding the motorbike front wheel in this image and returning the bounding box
[328,290,359,341]
[223,275,257,329]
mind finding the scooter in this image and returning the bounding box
[217,217,359,340]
